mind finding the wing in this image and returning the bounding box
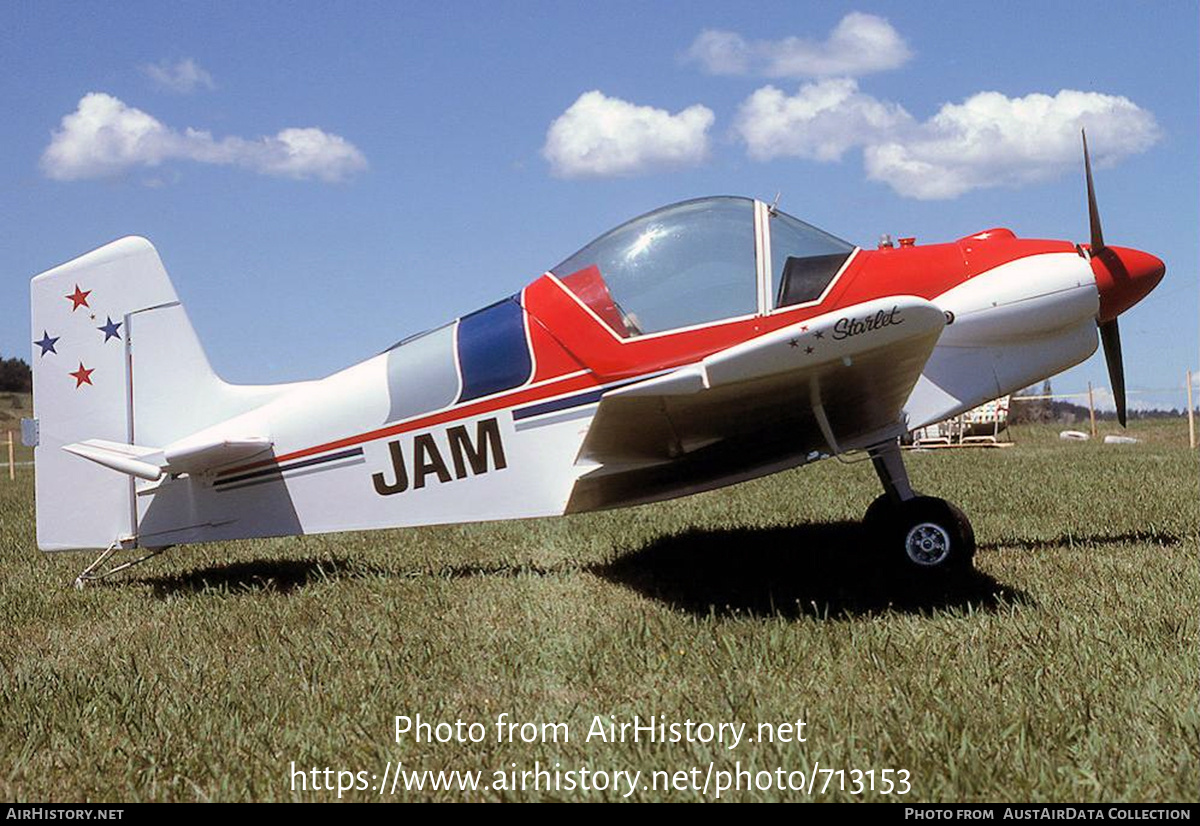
[568,297,945,511]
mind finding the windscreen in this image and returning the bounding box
[552,197,757,337]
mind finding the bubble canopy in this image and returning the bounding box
[551,197,855,338]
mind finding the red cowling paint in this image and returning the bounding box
[1090,245,1166,323]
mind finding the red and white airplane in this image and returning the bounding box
[25,136,1164,584]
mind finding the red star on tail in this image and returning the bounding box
[70,362,94,388]
[66,284,91,311]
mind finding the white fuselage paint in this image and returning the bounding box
[135,362,599,548]
[903,252,1100,431]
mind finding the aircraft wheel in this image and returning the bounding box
[863,493,897,529]
[866,495,975,577]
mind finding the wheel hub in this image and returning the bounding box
[904,522,952,566]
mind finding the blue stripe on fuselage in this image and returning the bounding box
[511,373,670,421]
[513,387,608,420]
[456,296,533,403]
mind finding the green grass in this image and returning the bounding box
[1,419,1196,802]
[0,392,32,465]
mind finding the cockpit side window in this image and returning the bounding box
[769,210,855,309]
[551,197,757,337]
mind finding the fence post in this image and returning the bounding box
[1188,369,1196,450]
[1087,383,1097,439]
[6,430,13,481]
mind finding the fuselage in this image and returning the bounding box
[137,199,1160,547]
[29,196,1163,551]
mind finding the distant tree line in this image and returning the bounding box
[1010,379,1190,424]
[0,356,32,392]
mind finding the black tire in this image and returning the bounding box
[870,495,975,577]
[863,490,926,535]
[863,493,897,530]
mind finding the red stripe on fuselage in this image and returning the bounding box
[526,306,588,383]
[958,236,1075,279]
[220,371,599,477]
[520,245,963,380]
[521,234,1074,381]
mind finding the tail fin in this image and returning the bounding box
[29,237,295,551]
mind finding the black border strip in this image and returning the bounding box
[214,447,364,488]
[512,374,660,422]
[513,387,608,421]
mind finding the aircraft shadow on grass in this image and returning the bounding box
[978,529,1181,553]
[136,556,579,598]
[135,557,386,598]
[133,519,1137,617]
[593,522,1033,620]
[132,522,1032,618]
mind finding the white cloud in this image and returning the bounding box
[684,13,911,78]
[734,78,912,162]
[683,30,753,76]
[542,91,714,178]
[142,58,216,94]
[41,93,368,183]
[734,82,1160,199]
[864,90,1161,199]
[41,93,172,179]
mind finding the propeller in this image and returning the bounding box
[1098,316,1125,426]
[1084,130,1105,255]
[1083,129,1127,426]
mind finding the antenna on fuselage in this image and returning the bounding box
[768,191,782,215]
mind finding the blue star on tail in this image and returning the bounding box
[35,330,59,356]
[98,316,122,342]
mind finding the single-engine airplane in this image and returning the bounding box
[25,136,1164,585]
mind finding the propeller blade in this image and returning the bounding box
[1098,318,1126,426]
[1083,129,1106,255]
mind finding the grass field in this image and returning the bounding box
[1,418,1196,802]
[0,392,31,466]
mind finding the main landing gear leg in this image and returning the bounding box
[869,440,915,504]
[864,439,975,578]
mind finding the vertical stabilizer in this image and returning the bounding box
[31,238,177,550]
[29,237,300,551]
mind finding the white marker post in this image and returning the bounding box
[1187,369,1195,450]
[1087,382,1097,439]
[6,430,13,481]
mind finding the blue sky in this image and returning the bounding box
[3,1,1197,410]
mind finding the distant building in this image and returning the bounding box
[909,396,1011,446]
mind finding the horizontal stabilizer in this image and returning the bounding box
[62,440,163,481]
[162,436,273,474]
[63,436,273,481]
